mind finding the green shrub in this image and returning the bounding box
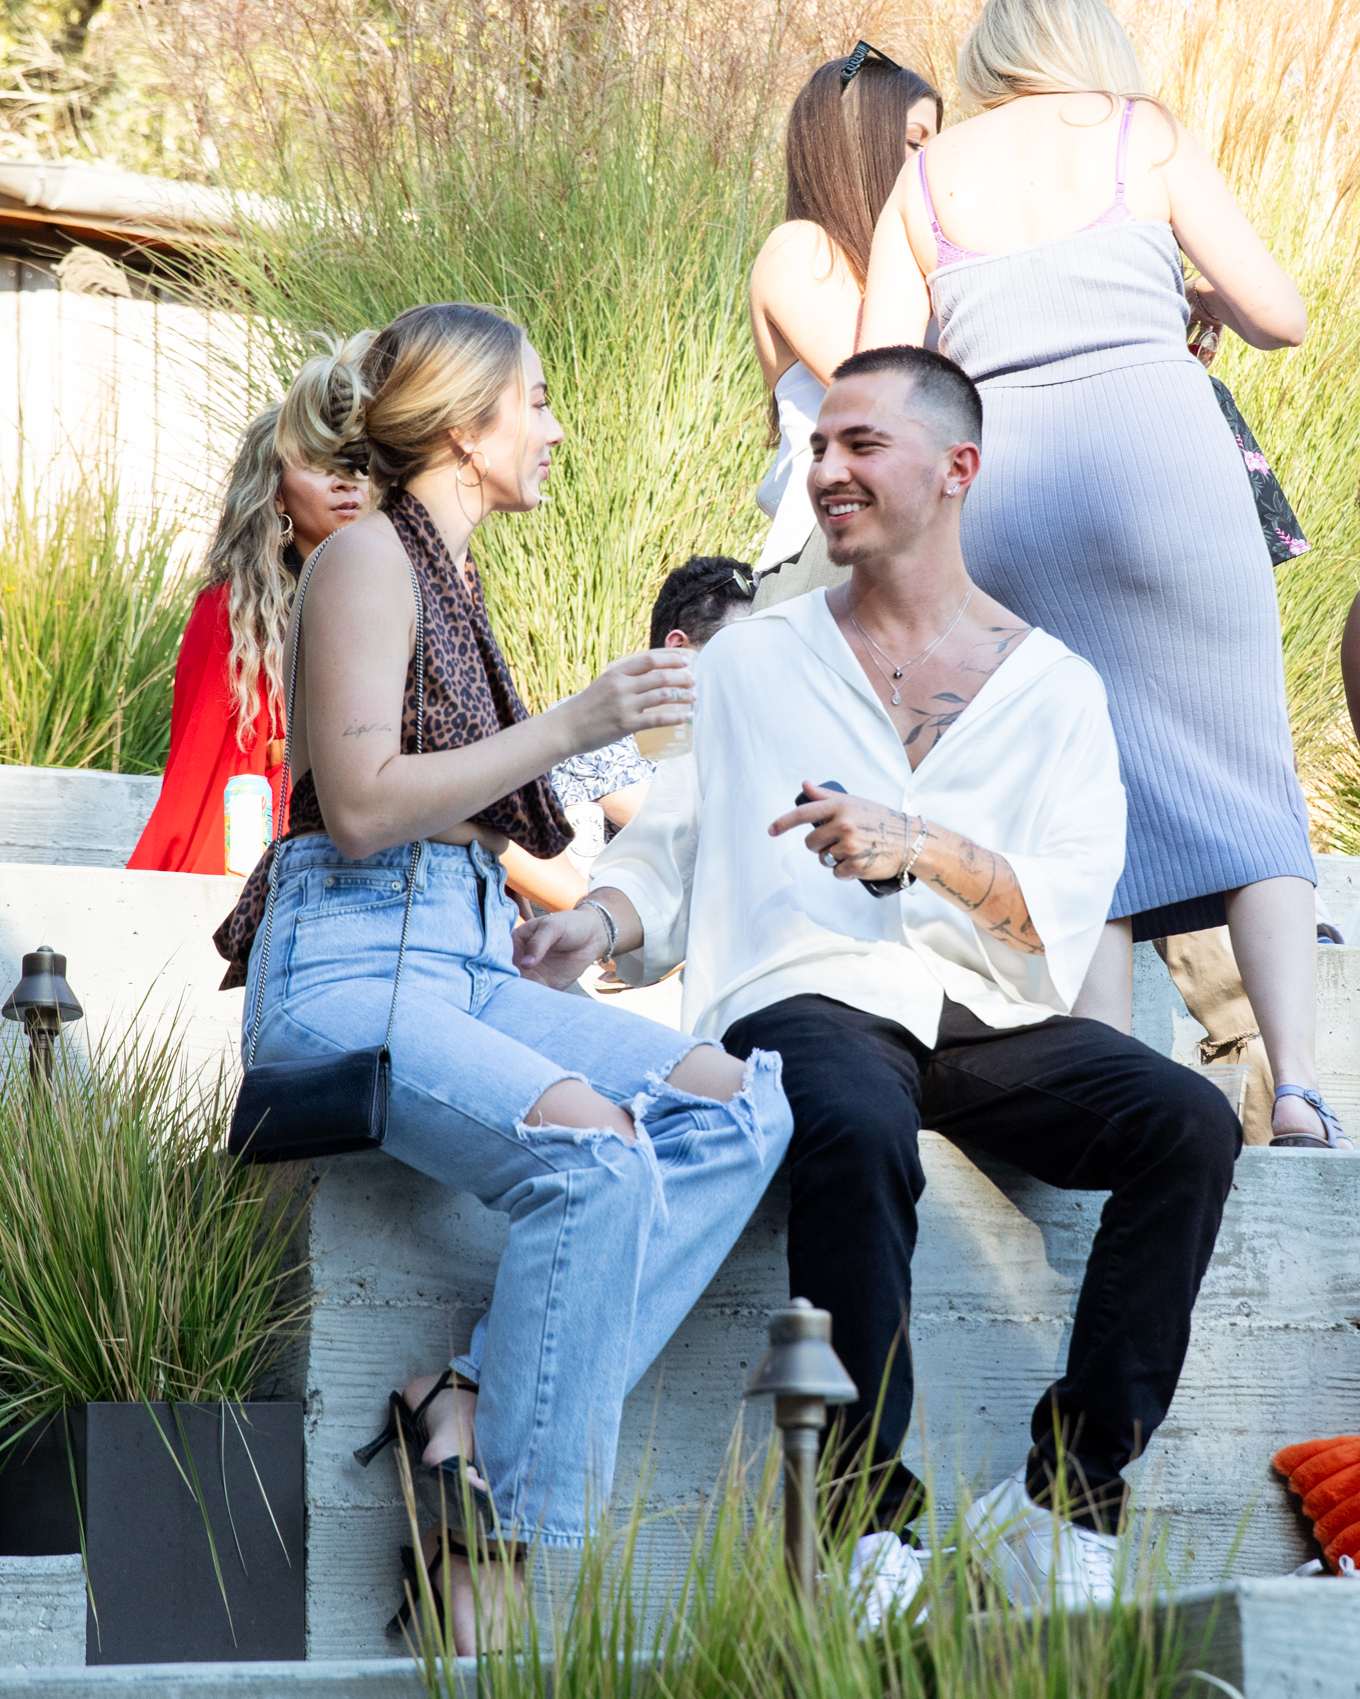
[0,484,194,774]
[0,1021,307,1429]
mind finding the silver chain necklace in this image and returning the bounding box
[849,586,973,706]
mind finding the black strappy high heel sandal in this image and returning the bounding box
[354,1368,495,1538]
[386,1532,521,1639]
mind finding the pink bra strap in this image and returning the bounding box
[917,148,943,238]
[1113,99,1135,204]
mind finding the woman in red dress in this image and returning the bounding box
[129,383,369,874]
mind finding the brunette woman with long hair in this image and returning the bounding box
[749,45,941,605]
[213,303,792,1651]
[128,376,367,874]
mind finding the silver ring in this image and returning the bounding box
[819,850,837,869]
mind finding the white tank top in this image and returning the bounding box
[753,360,827,575]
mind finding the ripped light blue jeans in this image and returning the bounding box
[244,835,792,1546]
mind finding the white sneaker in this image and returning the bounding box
[848,1531,926,1631]
[964,1469,1119,1609]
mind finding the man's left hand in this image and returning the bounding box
[769,781,908,882]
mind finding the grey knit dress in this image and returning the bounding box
[923,144,1314,938]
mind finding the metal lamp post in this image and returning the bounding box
[2,946,83,1090]
[745,1297,857,1599]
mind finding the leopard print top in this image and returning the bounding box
[214,491,572,988]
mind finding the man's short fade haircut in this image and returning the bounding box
[831,344,983,448]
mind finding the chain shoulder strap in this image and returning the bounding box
[246,535,426,1065]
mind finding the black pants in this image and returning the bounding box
[723,994,1241,1531]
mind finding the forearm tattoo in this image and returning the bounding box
[920,823,1044,955]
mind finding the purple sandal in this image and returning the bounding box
[1270,1085,1354,1151]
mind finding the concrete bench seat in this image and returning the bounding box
[2,840,1359,1660]
[286,1135,1360,1659]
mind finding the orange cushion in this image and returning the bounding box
[1314,1492,1360,1549]
[1274,1437,1348,1477]
[1325,1520,1360,1570]
[1302,1461,1360,1521]
[1285,1438,1360,1498]
[1273,1436,1360,1576]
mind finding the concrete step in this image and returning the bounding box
[3,832,1358,1663]
[0,766,158,868]
[0,1662,436,1696]
[0,1578,1353,1696]
[0,1558,85,1669]
[285,1133,1360,1659]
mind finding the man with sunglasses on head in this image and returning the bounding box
[548,555,756,880]
[514,345,1239,1621]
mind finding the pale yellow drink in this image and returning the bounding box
[635,721,693,760]
[635,647,696,760]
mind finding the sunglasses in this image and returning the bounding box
[839,40,902,89]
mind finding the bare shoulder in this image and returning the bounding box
[306,512,410,597]
[752,220,847,288]
[298,511,416,642]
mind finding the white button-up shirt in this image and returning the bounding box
[592,589,1127,1046]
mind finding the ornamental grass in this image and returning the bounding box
[0,482,193,774]
[395,1428,1235,1699]
[102,0,1360,843]
[0,1020,307,1432]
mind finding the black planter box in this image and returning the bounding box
[0,1401,304,1663]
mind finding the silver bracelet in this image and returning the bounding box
[903,817,929,883]
[576,898,618,964]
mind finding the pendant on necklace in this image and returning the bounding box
[892,668,903,679]
[891,689,901,706]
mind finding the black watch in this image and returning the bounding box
[861,866,911,899]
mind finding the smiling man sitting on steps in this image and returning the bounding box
[513,344,1241,1615]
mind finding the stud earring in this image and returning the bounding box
[945,484,959,498]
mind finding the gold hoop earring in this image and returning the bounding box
[456,450,489,490]
[278,512,295,543]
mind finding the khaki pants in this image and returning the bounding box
[1156,928,1274,1144]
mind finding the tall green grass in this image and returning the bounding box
[0,484,194,774]
[138,0,1360,843]
[396,1430,1235,1699]
[158,0,789,714]
[0,1022,307,1433]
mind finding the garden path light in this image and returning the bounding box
[745,1297,857,1599]
[3,945,82,1089]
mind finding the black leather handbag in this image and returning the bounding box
[227,539,426,1164]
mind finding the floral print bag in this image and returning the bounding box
[1209,376,1309,566]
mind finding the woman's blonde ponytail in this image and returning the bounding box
[274,330,378,478]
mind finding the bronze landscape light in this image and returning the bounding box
[3,945,83,1089]
[745,1297,857,1598]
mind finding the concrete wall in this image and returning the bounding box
[1,838,1358,1660]
[0,863,242,1079]
[0,766,159,867]
[0,1557,85,1668]
[289,1129,1360,1658]
[0,277,260,552]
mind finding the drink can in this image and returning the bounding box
[225,775,274,876]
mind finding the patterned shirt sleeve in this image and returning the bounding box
[551,734,656,808]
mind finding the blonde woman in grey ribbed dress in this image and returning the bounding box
[860,0,1341,1148]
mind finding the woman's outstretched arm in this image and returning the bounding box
[300,519,694,860]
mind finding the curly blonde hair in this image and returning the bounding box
[203,405,293,752]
